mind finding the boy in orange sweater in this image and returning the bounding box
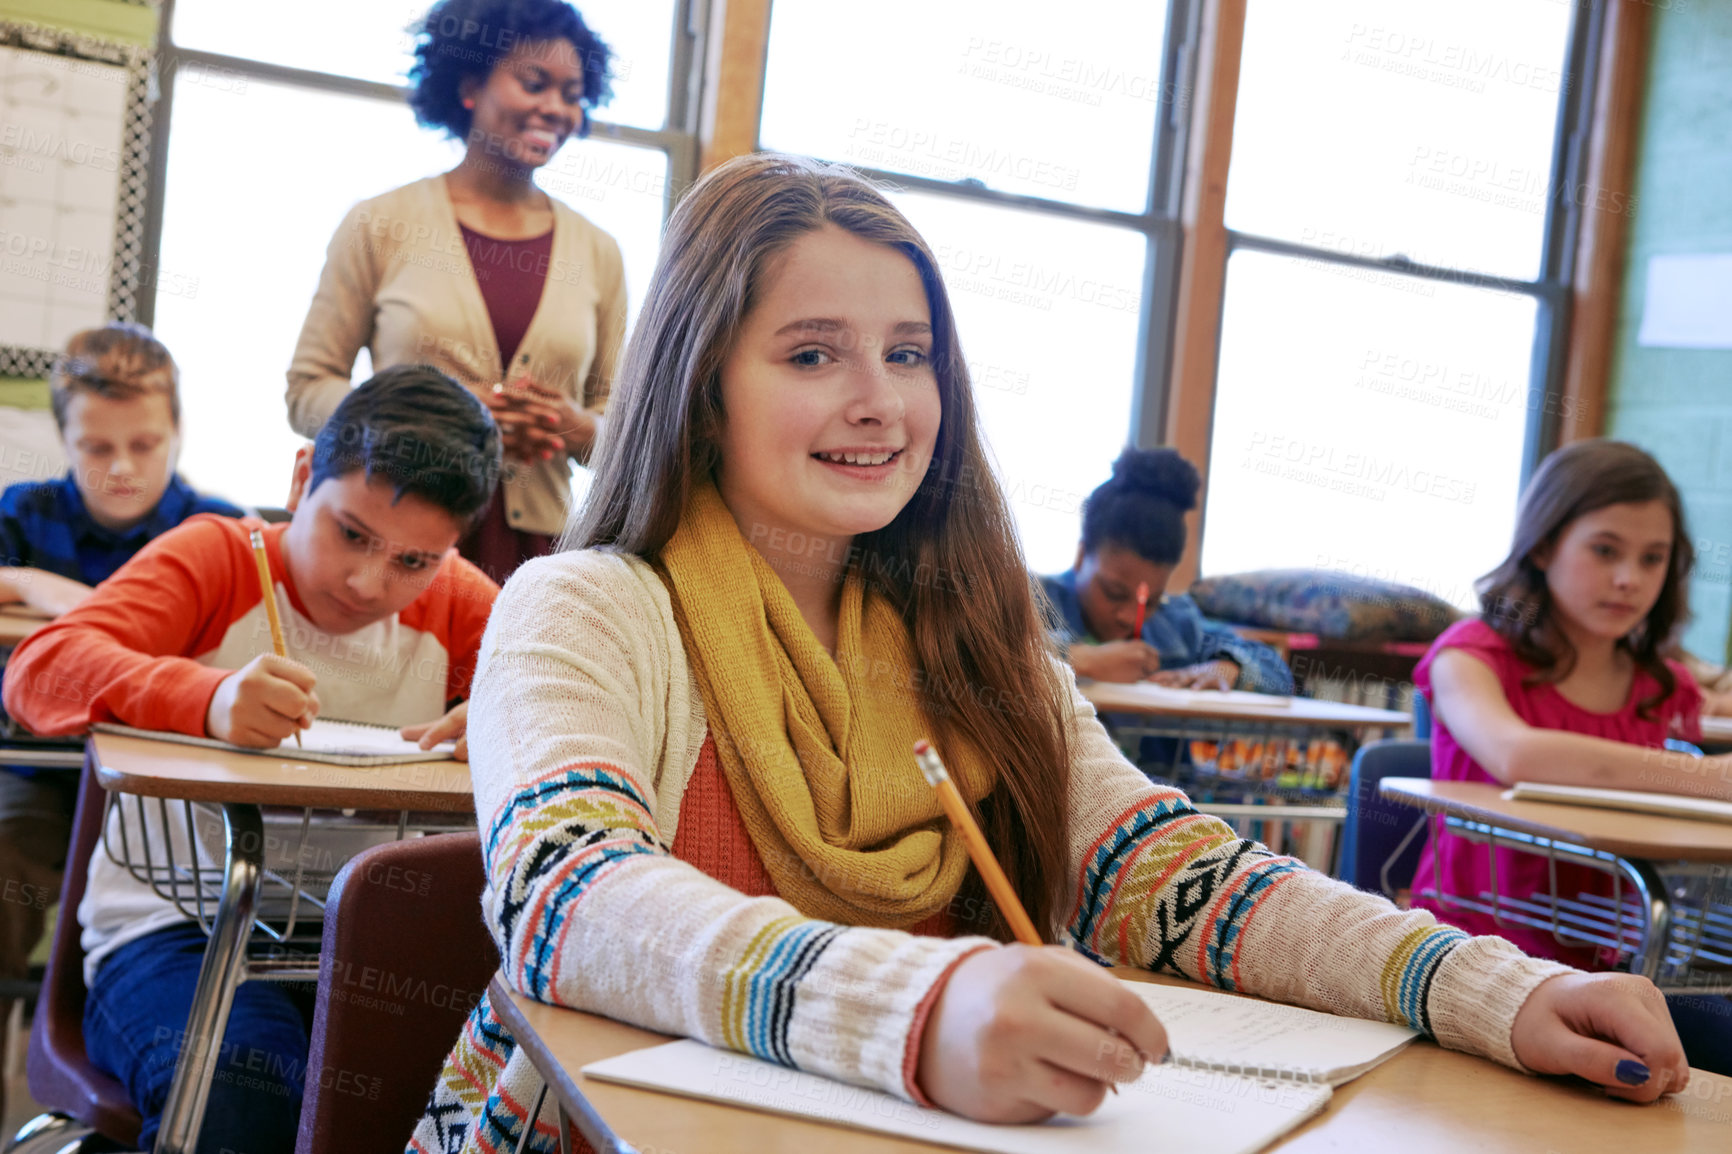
[4,364,501,1154]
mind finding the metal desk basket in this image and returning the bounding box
[100,792,474,961]
[1403,812,1732,994]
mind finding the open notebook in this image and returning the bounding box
[582,981,1416,1154]
[92,719,456,767]
[1509,781,1732,825]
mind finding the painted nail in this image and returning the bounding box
[1615,1059,1650,1086]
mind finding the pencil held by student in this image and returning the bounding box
[249,528,304,747]
[406,153,1685,1153]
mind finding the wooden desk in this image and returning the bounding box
[1079,682,1408,729]
[1379,777,1732,991]
[491,970,1732,1154]
[0,605,50,646]
[87,732,475,1154]
[1378,778,1732,864]
[90,730,474,810]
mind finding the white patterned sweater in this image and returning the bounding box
[408,549,1574,1154]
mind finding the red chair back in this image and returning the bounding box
[295,831,497,1154]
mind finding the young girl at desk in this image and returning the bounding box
[412,156,1687,1153]
[1416,439,1730,1072]
[1040,447,1292,692]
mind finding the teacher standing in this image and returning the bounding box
[287,0,626,581]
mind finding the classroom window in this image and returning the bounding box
[759,0,1194,573]
[1201,0,1589,608]
[169,0,679,130]
[149,0,699,507]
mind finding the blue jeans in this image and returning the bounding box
[83,923,312,1154]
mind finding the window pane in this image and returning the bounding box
[1226,0,1573,280]
[762,0,1169,213]
[570,0,676,130]
[171,0,674,130]
[890,192,1145,572]
[154,76,660,507]
[172,0,426,86]
[1201,250,1539,610]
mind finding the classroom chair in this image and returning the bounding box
[1411,692,1432,740]
[1338,740,1430,898]
[295,831,498,1154]
[9,759,142,1153]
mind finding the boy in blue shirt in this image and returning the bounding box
[0,322,242,616]
[0,323,243,1084]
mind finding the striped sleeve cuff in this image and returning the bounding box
[903,944,996,1106]
[1422,935,1576,1070]
[778,928,1001,1101]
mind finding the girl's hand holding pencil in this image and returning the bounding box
[912,740,1168,1121]
[914,945,1170,1123]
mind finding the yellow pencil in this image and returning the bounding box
[249,529,302,748]
[916,739,1129,1093]
[913,739,1041,944]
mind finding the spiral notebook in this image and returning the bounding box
[92,719,456,767]
[1509,781,1732,825]
[581,981,1415,1154]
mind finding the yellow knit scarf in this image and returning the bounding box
[658,481,996,928]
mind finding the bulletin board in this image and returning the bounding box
[0,22,152,378]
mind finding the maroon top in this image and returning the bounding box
[458,224,557,583]
[460,224,553,367]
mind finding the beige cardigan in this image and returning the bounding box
[286,175,627,536]
[409,546,1575,1150]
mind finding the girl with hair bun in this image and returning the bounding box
[1040,447,1292,692]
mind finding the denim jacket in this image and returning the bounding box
[1038,570,1294,694]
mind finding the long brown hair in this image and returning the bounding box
[1477,439,1693,716]
[567,152,1073,941]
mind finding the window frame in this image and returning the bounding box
[1167,0,1628,588]
[135,0,711,329]
[1215,0,1607,483]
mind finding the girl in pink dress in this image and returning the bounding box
[1415,438,1729,1071]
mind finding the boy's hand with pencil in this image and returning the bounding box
[400,701,470,762]
[205,653,320,748]
[915,946,1168,1122]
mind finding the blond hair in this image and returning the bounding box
[50,322,180,429]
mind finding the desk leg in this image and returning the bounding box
[153,802,264,1154]
[1623,858,1672,982]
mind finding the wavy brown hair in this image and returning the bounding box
[566,152,1073,942]
[1477,439,1692,717]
